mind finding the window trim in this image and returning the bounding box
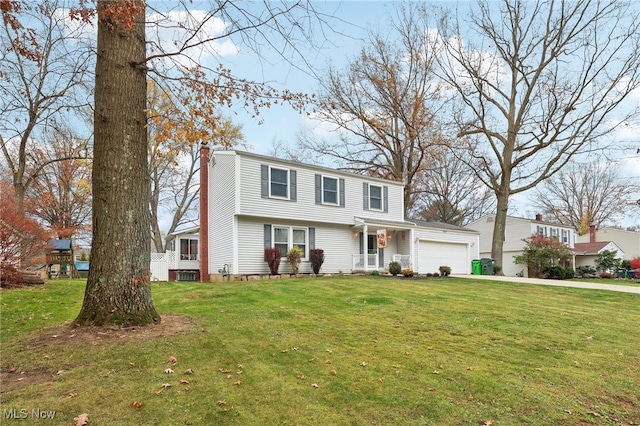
[269,166,290,200]
[322,175,339,205]
[179,238,199,261]
[272,225,308,259]
[368,184,383,211]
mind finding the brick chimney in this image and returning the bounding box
[535,213,542,221]
[589,224,597,243]
[199,144,210,282]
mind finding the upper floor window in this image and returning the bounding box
[363,182,388,212]
[261,164,297,201]
[315,174,345,207]
[270,168,289,198]
[180,238,198,261]
[323,176,338,204]
[369,184,383,210]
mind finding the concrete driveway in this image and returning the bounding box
[451,274,640,294]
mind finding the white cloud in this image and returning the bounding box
[146,10,238,67]
[54,7,238,66]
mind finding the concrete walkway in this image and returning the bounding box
[450,274,640,294]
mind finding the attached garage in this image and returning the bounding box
[411,220,480,275]
[418,240,470,274]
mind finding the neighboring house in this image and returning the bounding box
[465,214,577,277]
[577,226,639,261]
[573,241,624,269]
[150,226,200,281]
[200,150,479,279]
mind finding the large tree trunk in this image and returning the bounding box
[75,0,159,326]
[491,182,510,274]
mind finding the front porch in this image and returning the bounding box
[352,253,412,272]
[350,217,416,272]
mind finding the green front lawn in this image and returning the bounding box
[1,277,639,425]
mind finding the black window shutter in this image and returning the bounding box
[363,182,369,210]
[261,165,268,198]
[315,174,322,204]
[309,228,315,250]
[383,186,388,212]
[339,178,345,207]
[290,170,297,201]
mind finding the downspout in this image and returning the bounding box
[199,144,210,282]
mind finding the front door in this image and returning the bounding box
[367,234,384,268]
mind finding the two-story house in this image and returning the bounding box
[197,149,479,280]
[465,214,577,277]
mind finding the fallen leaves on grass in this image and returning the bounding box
[131,401,143,409]
[180,379,190,385]
[154,383,172,395]
[164,368,174,374]
[168,356,178,364]
[311,383,319,388]
[184,368,194,374]
[73,413,89,425]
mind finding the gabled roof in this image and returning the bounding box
[574,241,622,255]
[47,239,71,251]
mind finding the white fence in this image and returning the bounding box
[150,252,169,281]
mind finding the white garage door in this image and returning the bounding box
[418,240,469,274]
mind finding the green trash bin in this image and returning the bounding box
[472,260,482,275]
[480,258,495,275]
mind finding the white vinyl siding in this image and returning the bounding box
[236,218,358,274]
[237,154,404,224]
[209,152,237,274]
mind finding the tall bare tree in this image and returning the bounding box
[434,0,640,269]
[300,5,445,216]
[532,161,639,235]
[0,0,92,205]
[413,148,495,225]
